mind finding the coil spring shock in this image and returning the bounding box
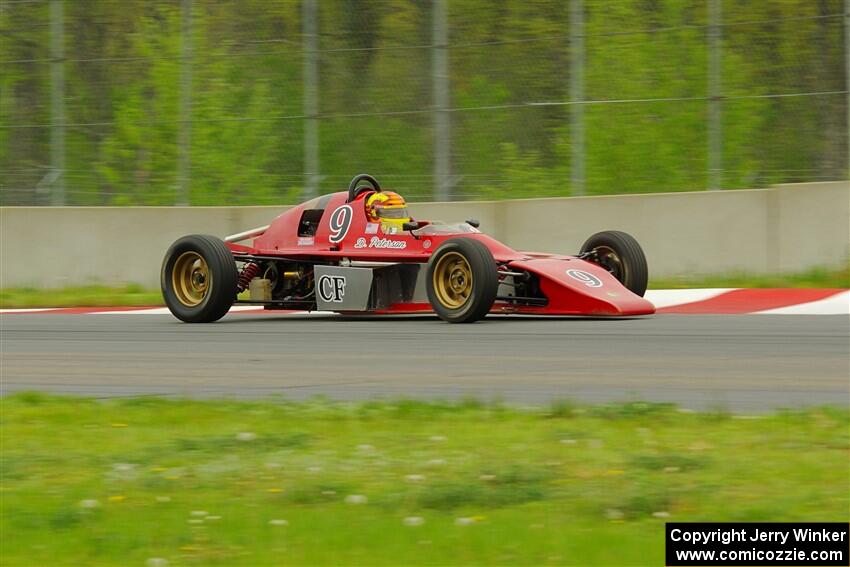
[236,263,260,293]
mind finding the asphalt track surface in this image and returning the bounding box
[1,313,847,412]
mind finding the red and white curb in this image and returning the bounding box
[1,289,847,316]
[645,288,849,315]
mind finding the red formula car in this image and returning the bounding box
[161,174,655,323]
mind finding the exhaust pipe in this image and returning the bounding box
[224,225,270,243]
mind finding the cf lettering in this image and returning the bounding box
[318,275,346,302]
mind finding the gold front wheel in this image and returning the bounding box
[432,251,473,309]
[425,238,498,323]
[171,251,211,307]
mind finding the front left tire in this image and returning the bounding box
[579,230,648,297]
[161,234,238,323]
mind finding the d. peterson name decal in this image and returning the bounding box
[354,236,407,249]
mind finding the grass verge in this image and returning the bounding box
[650,266,849,289]
[0,285,163,308]
[1,394,847,565]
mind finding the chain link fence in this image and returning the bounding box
[1,0,847,206]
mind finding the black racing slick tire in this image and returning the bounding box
[580,230,648,297]
[426,238,499,323]
[161,234,238,323]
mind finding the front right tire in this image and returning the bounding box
[426,238,499,323]
[161,234,238,323]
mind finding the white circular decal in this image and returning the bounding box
[566,269,603,288]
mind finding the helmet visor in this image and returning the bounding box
[376,206,410,219]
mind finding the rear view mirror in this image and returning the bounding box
[402,222,421,231]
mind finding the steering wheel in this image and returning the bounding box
[347,174,381,202]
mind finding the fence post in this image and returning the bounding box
[432,0,450,201]
[569,0,585,197]
[302,0,320,200]
[707,0,722,190]
[177,0,193,206]
[49,0,65,206]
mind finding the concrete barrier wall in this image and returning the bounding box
[1,181,847,289]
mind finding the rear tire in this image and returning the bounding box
[426,238,498,323]
[580,230,648,297]
[161,234,238,323]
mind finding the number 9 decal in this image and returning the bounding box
[566,269,603,288]
[329,205,353,243]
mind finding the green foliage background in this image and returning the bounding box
[1,0,846,205]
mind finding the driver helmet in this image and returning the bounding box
[365,191,411,234]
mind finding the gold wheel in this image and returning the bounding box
[171,251,211,307]
[432,251,473,309]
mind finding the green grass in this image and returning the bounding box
[1,395,847,566]
[0,285,163,308]
[650,266,849,290]
[2,266,847,308]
